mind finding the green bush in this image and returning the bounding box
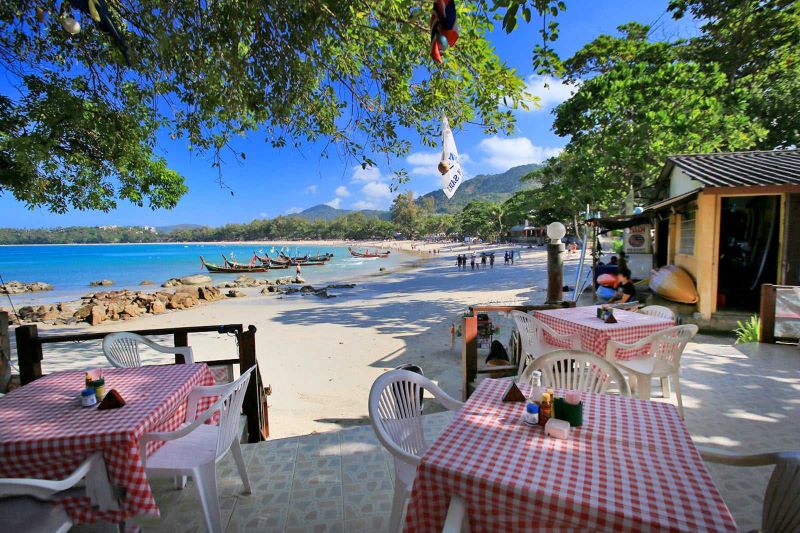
[734,315,760,344]
[611,240,624,254]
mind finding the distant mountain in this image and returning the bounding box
[295,204,391,222]
[155,224,206,234]
[417,163,540,213]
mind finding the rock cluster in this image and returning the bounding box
[265,282,356,299]
[163,274,213,287]
[0,281,53,294]
[89,279,114,287]
[216,275,273,289]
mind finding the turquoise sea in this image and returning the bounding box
[0,243,409,305]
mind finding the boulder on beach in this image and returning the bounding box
[227,290,246,298]
[139,280,155,285]
[179,274,213,285]
[0,281,54,294]
[294,275,306,284]
[275,276,293,285]
[89,279,114,287]
[162,278,182,287]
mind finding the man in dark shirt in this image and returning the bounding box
[609,267,637,303]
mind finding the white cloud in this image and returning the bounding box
[361,181,392,200]
[478,136,563,170]
[406,151,472,177]
[520,75,578,111]
[325,198,342,209]
[335,185,350,198]
[305,185,318,194]
[286,207,303,214]
[352,200,378,210]
[259,212,268,218]
[350,165,385,183]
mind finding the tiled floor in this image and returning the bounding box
[77,337,799,532]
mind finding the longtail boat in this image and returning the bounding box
[279,251,333,264]
[200,256,269,273]
[253,252,292,268]
[348,247,390,258]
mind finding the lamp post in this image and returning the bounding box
[546,222,566,304]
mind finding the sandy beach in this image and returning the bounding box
[13,241,582,438]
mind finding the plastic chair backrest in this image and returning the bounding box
[763,453,800,532]
[510,311,538,367]
[210,365,255,459]
[369,369,462,465]
[649,325,698,371]
[640,305,675,321]
[102,332,145,367]
[528,349,630,397]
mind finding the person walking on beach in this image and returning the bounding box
[509,250,514,265]
[489,253,495,268]
[503,251,509,265]
[470,253,476,270]
[295,263,302,278]
[480,254,487,269]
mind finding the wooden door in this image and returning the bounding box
[782,193,800,285]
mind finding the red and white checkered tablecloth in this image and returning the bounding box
[534,306,674,360]
[0,363,215,524]
[405,378,736,532]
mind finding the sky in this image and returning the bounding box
[0,1,699,229]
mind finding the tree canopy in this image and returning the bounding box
[0,1,536,213]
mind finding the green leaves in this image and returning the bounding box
[0,0,530,212]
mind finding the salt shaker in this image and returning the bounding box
[81,388,97,407]
[523,402,539,426]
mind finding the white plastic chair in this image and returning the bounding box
[511,311,582,375]
[697,447,800,532]
[369,369,464,533]
[639,305,675,321]
[0,452,113,533]
[520,349,630,397]
[442,494,468,532]
[605,324,698,418]
[103,332,194,367]
[140,365,256,533]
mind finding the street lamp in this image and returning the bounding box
[546,222,566,303]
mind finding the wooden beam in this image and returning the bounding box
[760,284,776,343]
[701,185,800,196]
[15,324,42,385]
[238,325,266,442]
[461,315,478,402]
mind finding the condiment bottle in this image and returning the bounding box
[85,372,94,391]
[523,402,539,426]
[529,370,545,402]
[81,388,97,407]
[93,377,106,400]
[539,393,551,426]
[547,388,555,402]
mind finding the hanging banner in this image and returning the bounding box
[439,114,464,199]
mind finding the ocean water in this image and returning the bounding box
[0,243,409,305]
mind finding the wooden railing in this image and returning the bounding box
[14,323,269,443]
[461,303,575,400]
[759,284,800,343]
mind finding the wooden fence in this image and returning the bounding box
[461,303,575,400]
[14,323,269,442]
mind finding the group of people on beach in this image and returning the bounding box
[455,250,520,271]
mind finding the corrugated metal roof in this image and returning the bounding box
[665,149,800,187]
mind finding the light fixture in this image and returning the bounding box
[62,15,80,35]
[546,222,566,243]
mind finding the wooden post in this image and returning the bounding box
[173,331,188,364]
[15,324,43,385]
[760,284,776,343]
[0,312,10,392]
[546,241,565,304]
[238,325,265,442]
[461,313,478,401]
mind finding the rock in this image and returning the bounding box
[379,267,386,272]
[197,286,223,301]
[175,286,200,299]
[275,276,292,285]
[0,281,53,294]
[162,278,182,287]
[300,285,316,293]
[139,280,155,285]
[89,305,107,325]
[227,290,246,298]
[315,288,335,298]
[150,300,166,314]
[57,303,72,314]
[73,305,92,321]
[89,279,114,287]
[261,286,278,294]
[121,304,140,317]
[179,274,213,285]
[294,275,306,284]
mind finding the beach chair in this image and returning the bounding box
[139,366,256,533]
[511,311,582,375]
[102,331,194,367]
[520,349,630,397]
[639,305,675,321]
[697,447,800,532]
[369,370,464,533]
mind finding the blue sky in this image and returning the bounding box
[0,1,699,229]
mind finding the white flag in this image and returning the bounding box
[439,114,464,199]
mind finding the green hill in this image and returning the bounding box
[417,163,540,213]
[296,204,391,221]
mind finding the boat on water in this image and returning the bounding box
[253,252,291,268]
[279,251,333,263]
[200,256,269,273]
[348,247,390,258]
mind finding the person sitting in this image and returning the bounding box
[608,267,637,304]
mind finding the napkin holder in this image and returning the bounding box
[97,389,126,410]
[502,381,526,403]
[553,397,583,427]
